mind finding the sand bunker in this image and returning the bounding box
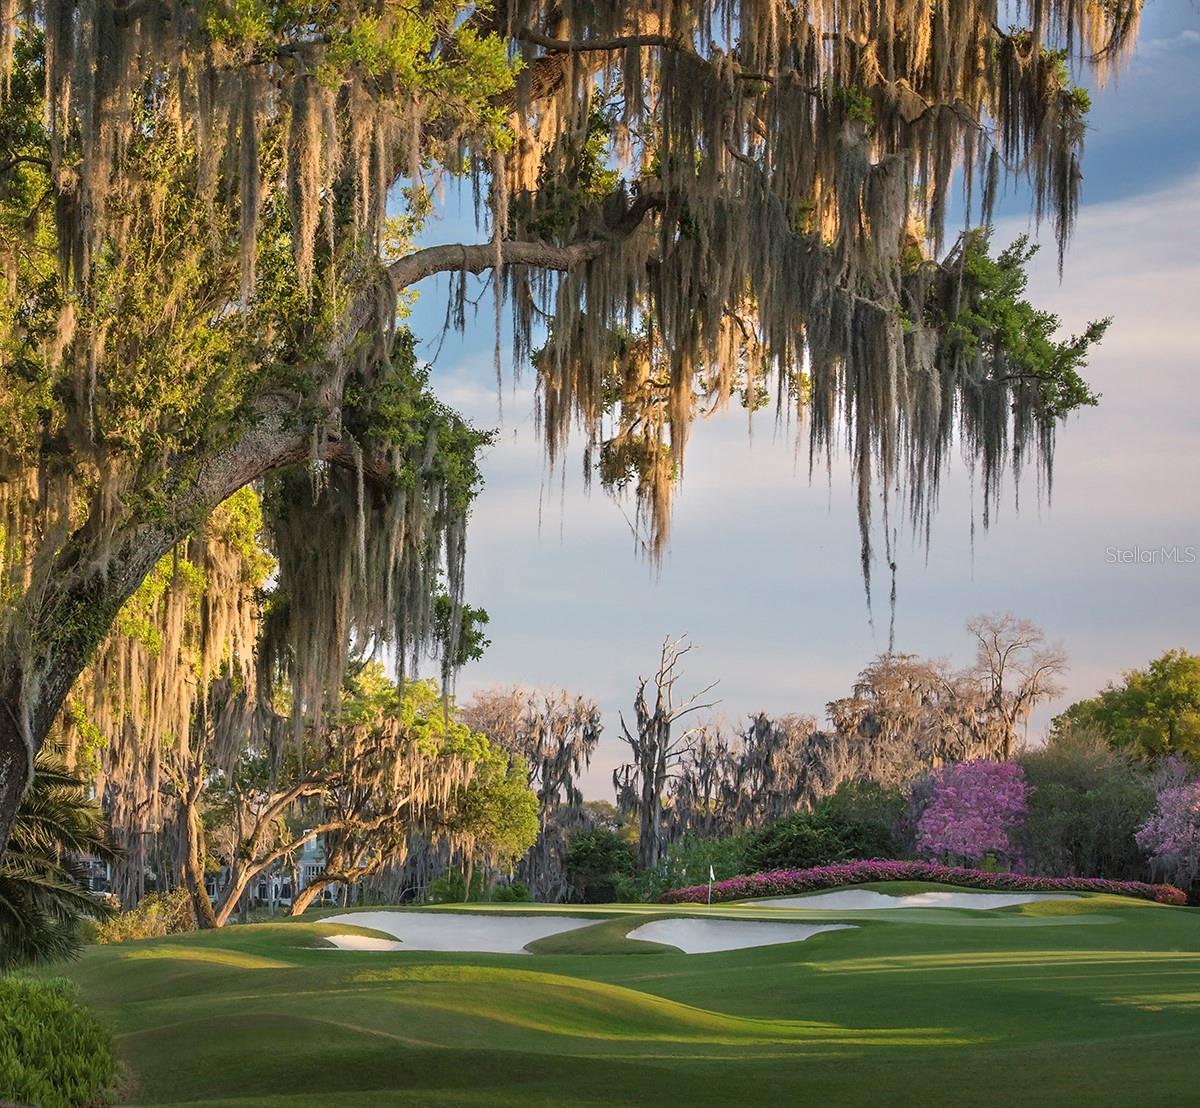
[324,933,405,951]
[627,918,854,954]
[747,889,1075,911]
[322,911,597,954]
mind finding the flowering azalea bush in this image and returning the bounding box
[657,859,1187,905]
[916,760,1028,865]
[1136,759,1200,890]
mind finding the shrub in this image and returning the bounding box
[742,784,904,873]
[564,828,636,903]
[94,887,195,944]
[821,780,908,837]
[491,881,532,902]
[427,866,487,903]
[658,859,1187,906]
[0,977,116,1108]
[742,815,848,872]
[609,833,748,902]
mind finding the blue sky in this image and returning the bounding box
[406,4,1200,795]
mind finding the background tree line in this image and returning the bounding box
[530,625,1200,903]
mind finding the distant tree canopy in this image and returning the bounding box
[461,686,601,899]
[1054,651,1200,763]
[621,615,1064,860]
[0,0,1143,854]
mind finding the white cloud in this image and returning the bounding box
[1137,28,1200,55]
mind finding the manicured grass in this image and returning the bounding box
[53,886,1200,1106]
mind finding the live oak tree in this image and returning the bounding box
[0,0,1141,856]
[203,666,528,925]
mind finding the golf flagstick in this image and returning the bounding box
[708,865,714,906]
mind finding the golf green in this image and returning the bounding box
[58,884,1200,1106]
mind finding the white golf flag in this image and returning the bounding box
[709,865,715,882]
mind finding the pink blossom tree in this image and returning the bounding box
[1136,758,1200,890]
[916,761,1029,867]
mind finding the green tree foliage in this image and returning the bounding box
[741,784,905,874]
[616,780,907,901]
[1053,651,1200,763]
[0,9,503,856]
[617,833,750,903]
[1016,728,1155,880]
[219,665,523,920]
[80,485,274,909]
[0,746,115,968]
[462,686,603,901]
[431,594,491,691]
[444,747,541,884]
[0,977,116,1108]
[938,233,1105,421]
[427,866,486,903]
[564,828,636,903]
[491,881,532,902]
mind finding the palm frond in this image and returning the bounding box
[0,746,118,967]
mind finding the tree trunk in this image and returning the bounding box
[182,789,219,930]
[214,863,255,927]
[0,684,28,875]
[212,822,336,926]
[0,525,177,856]
[290,878,332,917]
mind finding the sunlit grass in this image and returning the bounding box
[49,886,1200,1106]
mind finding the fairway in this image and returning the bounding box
[59,884,1200,1107]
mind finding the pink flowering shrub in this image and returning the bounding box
[916,760,1028,866]
[657,859,1187,906]
[1136,759,1200,890]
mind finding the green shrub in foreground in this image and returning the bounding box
[0,976,115,1108]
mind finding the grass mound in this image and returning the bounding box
[525,916,681,955]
